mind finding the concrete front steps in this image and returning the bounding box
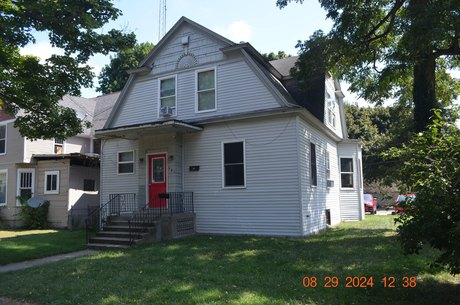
[87,215,158,250]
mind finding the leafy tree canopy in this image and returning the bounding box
[384,111,460,274]
[262,50,289,61]
[277,0,460,131]
[97,42,154,94]
[344,103,413,183]
[0,0,136,140]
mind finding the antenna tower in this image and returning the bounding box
[158,0,167,41]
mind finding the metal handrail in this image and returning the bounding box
[128,192,194,244]
[85,193,136,244]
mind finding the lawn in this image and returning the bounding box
[0,216,458,305]
[0,230,86,265]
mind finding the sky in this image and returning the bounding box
[18,0,459,106]
[20,0,339,98]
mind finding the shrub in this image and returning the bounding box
[384,111,460,275]
[17,196,50,229]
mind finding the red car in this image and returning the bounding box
[393,194,416,213]
[363,194,377,214]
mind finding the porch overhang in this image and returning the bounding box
[95,119,203,140]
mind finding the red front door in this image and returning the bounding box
[148,153,167,208]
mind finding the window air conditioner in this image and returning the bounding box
[160,106,173,117]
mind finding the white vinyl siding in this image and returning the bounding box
[297,117,341,233]
[109,57,282,128]
[338,143,364,221]
[0,125,6,155]
[101,139,139,206]
[0,169,7,206]
[196,68,216,112]
[44,170,60,194]
[184,115,301,236]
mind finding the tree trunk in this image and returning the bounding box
[412,56,437,132]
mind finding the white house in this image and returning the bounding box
[0,93,119,228]
[95,17,364,237]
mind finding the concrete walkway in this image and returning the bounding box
[0,250,97,273]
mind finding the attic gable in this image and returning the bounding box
[135,17,235,76]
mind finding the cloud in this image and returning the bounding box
[20,41,64,62]
[217,20,253,43]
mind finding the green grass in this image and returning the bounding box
[0,216,458,305]
[0,230,86,265]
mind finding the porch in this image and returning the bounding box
[86,192,195,249]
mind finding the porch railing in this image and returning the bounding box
[85,193,137,244]
[128,192,194,244]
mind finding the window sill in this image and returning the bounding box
[222,186,246,190]
[44,191,59,195]
[196,108,217,114]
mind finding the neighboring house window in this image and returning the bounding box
[118,151,134,174]
[0,125,6,154]
[196,69,216,112]
[160,76,176,113]
[340,158,354,188]
[222,141,245,188]
[326,151,331,180]
[54,138,64,154]
[44,171,59,194]
[310,143,317,186]
[17,169,35,205]
[326,93,336,128]
[83,179,96,192]
[0,169,7,206]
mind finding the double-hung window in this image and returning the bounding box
[54,138,64,154]
[326,151,331,180]
[310,143,317,186]
[197,69,216,112]
[222,141,245,188]
[0,125,6,154]
[160,76,176,114]
[44,171,60,194]
[17,169,34,204]
[0,169,7,206]
[340,158,354,188]
[118,151,134,174]
[326,93,336,128]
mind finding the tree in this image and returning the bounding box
[384,111,460,274]
[261,51,289,61]
[344,103,413,183]
[277,0,460,131]
[0,0,136,140]
[97,42,154,94]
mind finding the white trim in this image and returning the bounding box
[221,139,246,189]
[0,169,7,206]
[0,124,7,156]
[16,168,35,206]
[158,74,177,118]
[195,67,217,113]
[44,170,60,195]
[339,156,355,189]
[117,150,135,175]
